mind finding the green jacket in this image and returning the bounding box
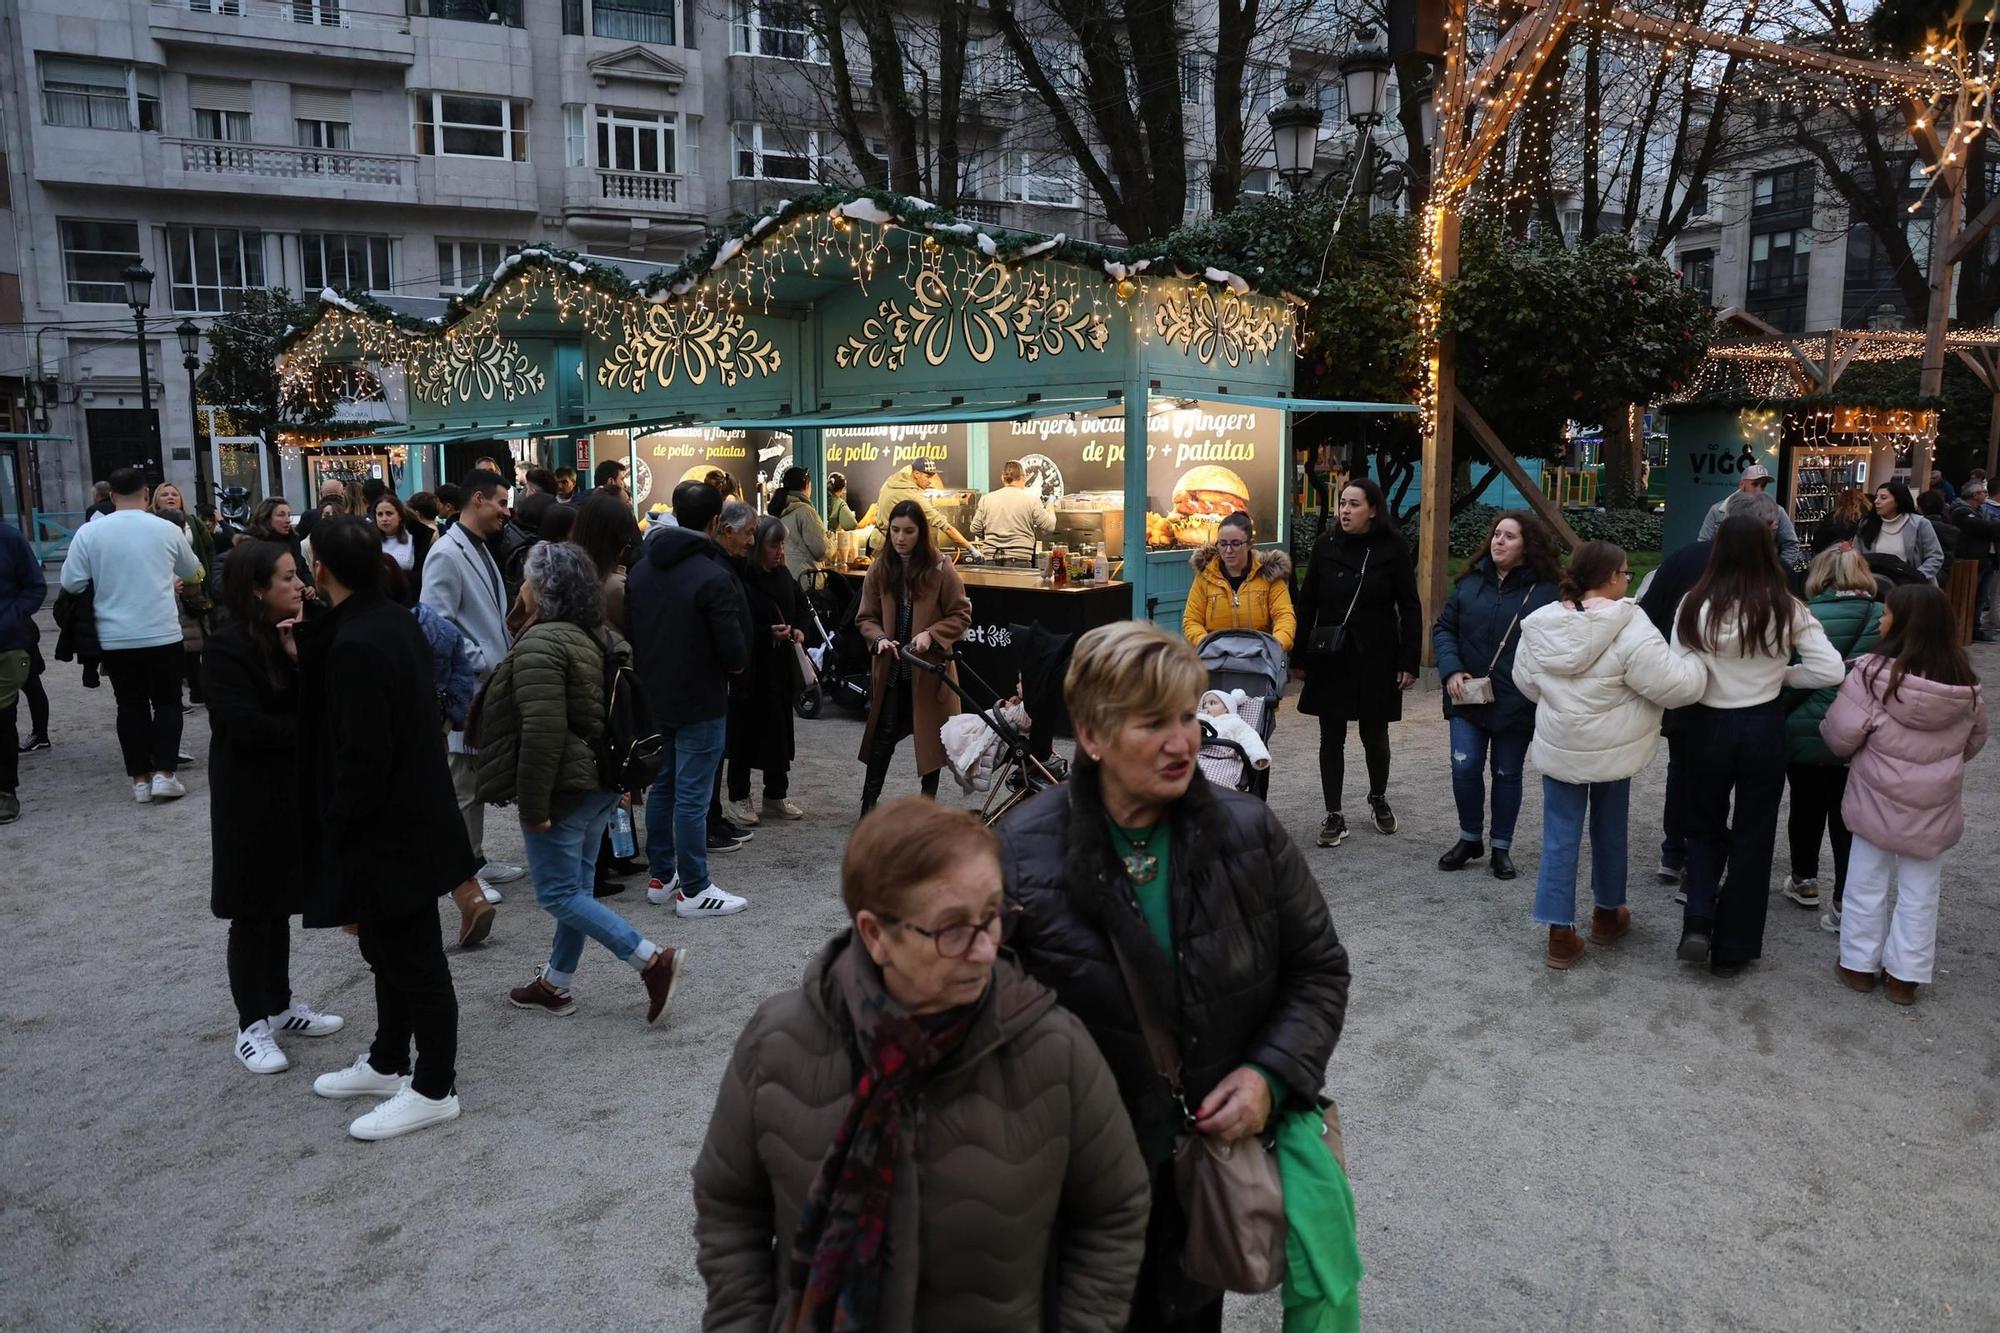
[1784,590,1884,765]
[473,620,623,823]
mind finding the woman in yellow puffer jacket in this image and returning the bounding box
[1181,512,1297,650]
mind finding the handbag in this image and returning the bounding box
[1306,548,1370,663]
[1457,582,1535,706]
[786,637,818,695]
[1109,938,1288,1294]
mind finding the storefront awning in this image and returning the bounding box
[696,396,1120,431]
[331,423,552,448]
[579,409,699,434]
[1196,393,1417,414]
[0,432,73,441]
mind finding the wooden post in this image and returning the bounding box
[1912,163,1964,491]
[1989,388,2000,479]
[1418,207,1460,668]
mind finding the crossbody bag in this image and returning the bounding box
[1457,581,1536,706]
[1306,548,1370,664]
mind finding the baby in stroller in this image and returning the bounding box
[1193,628,1288,795]
[1199,689,1271,771]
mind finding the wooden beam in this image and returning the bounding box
[1596,7,1932,85]
[1954,345,1995,391]
[1826,334,1864,389]
[1457,398,1584,550]
[1945,189,2000,266]
[1782,338,1828,391]
[1458,0,1587,184]
[1913,161,1965,490]
[1419,206,1462,668]
[1990,390,2000,478]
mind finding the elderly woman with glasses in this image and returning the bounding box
[1001,620,1351,1333]
[695,797,1149,1332]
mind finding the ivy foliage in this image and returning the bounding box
[203,288,336,439]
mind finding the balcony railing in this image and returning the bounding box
[172,138,409,185]
[955,197,1005,224]
[600,170,682,204]
[151,0,411,32]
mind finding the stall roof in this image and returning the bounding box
[333,423,550,447]
[1199,393,1417,414]
[0,432,72,441]
[696,396,1120,431]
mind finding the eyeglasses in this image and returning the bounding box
[1215,540,1249,550]
[879,903,1023,959]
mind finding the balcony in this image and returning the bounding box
[564,168,705,245]
[599,170,686,205]
[955,198,1006,225]
[150,0,415,65]
[165,138,417,201]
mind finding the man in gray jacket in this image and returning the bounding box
[1697,465,1802,567]
[970,460,1056,563]
[419,469,522,902]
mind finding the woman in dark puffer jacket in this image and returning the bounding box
[1001,620,1351,1333]
[694,798,1149,1332]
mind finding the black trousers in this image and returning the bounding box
[226,916,291,1031]
[356,905,458,1100]
[1659,715,1690,871]
[0,699,16,794]
[1786,762,1853,902]
[1682,701,1787,963]
[861,678,938,810]
[184,649,205,703]
[1317,715,1390,813]
[725,695,790,802]
[101,644,184,777]
[23,642,48,737]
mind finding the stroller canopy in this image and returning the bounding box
[1196,629,1289,702]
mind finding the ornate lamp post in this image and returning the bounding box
[177,318,211,506]
[122,261,158,479]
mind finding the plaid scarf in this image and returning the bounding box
[786,958,976,1333]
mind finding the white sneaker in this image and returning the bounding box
[1655,861,1682,883]
[150,773,187,801]
[348,1084,461,1141]
[768,798,805,820]
[675,883,749,917]
[1820,905,1842,934]
[234,1020,289,1075]
[132,779,153,805]
[722,798,761,827]
[478,879,503,904]
[1783,876,1821,908]
[176,749,194,766]
[312,1053,407,1100]
[480,861,526,884]
[268,999,344,1038]
[645,874,679,906]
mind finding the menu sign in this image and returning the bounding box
[825,422,969,514]
[626,426,789,514]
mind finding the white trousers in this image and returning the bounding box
[1840,834,1946,984]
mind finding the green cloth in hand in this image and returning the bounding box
[1278,1107,1363,1333]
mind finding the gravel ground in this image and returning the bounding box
[4,604,1997,1332]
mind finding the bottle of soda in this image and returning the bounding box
[610,804,637,860]
[1051,544,1069,588]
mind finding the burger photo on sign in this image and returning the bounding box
[1167,465,1251,547]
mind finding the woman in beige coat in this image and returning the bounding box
[694,798,1150,1332]
[856,500,972,812]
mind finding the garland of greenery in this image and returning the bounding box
[283,185,1294,349]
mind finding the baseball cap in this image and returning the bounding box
[1741,464,1773,484]
[912,459,939,477]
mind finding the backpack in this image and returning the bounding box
[596,634,665,792]
[496,521,540,604]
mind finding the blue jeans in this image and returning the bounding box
[1532,776,1631,927]
[1447,717,1529,849]
[526,790,649,988]
[645,714,727,894]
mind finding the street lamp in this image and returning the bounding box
[1268,80,1325,192]
[1340,26,1393,130]
[1412,67,1440,150]
[177,318,211,507]
[123,261,158,478]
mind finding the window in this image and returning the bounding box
[1680,248,1714,301]
[194,108,252,142]
[1748,227,1811,295]
[863,138,889,188]
[594,0,676,44]
[302,232,394,292]
[295,118,352,151]
[597,107,676,174]
[414,93,528,161]
[40,57,158,132]
[1687,181,1709,216]
[290,0,342,26]
[1752,164,1812,213]
[731,1,818,60]
[1005,152,1079,208]
[414,0,523,26]
[59,220,142,303]
[438,239,506,295]
[1180,52,1210,104]
[563,0,582,34]
[733,122,817,180]
[166,227,265,313]
[1314,80,1344,128]
[563,104,586,168]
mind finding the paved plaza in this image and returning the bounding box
[4,612,1998,1331]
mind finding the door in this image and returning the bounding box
[86,408,162,485]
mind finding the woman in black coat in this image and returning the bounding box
[1295,477,1422,849]
[1001,621,1350,1333]
[724,517,807,823]
[205,539,343,1076]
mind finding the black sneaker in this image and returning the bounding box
[1316,813,1348,848]
[714,819,755,844]
[17,734,50,754]
[1368,795,1397,835]
[0,792,18,824]
[1676,924,1712,963]
[706,829,746,854]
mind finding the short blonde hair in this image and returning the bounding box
[1805,545,1876,598]
[1064,620,1206,739]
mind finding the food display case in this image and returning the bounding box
[1788,446,1870,549]
[925,488,980,535]
[1052,491,1126,554]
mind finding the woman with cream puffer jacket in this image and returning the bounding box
[1512,541,1708,969]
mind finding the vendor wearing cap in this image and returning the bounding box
[1698,463,1803,567]
[874,459,973,551]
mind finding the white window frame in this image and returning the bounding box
[732,122,818,181]
[413,92,529,161]
[193,107,253,142]
[58,219,143,304]
[166,225,266,314]
[295,117,352,150]
[437,239,506,296]
[562,103,586,168]
[730,1,823,62]
[1005,151,1080,209]
[301,232,395,293]
[39,58,159,132]
[596,106,677,175]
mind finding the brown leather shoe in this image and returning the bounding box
[1835,964,1878,994]
[1545,926,1585,970]
[643,946,687,1024]
[1883,973,1919,1006]
[450,880,496,949]
[1588,905,1631,946]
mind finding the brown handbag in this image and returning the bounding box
[1110,939,1289,1294]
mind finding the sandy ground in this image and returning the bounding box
[3,604,1998,1332]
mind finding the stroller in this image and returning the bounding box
[905,644,1065,826]
[1194,629,1288,797]
[796,569,871,718]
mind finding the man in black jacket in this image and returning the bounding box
[1952,479,1999,639]
[628,481,752,918]
[1639,535,1711,889]
[298,517,475,1142]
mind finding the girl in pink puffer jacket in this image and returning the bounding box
[1821,585,1987,1005]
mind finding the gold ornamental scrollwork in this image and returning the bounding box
[410,334,548,406]
[1153,287,1283,367]
[836,260,1107,371]
[597,303,782,394]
